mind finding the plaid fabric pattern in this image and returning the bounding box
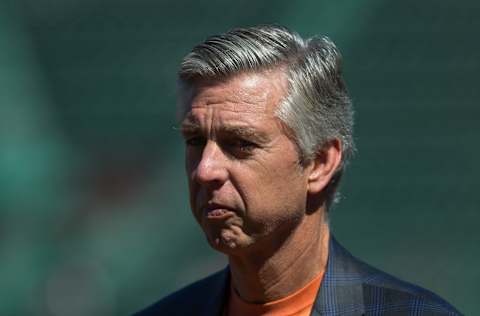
[133,236,462,316]
[312,237,461,315]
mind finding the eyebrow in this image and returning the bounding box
[179,119,200,134]
[180,119,270,143]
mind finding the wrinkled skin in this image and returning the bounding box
[181,70,312,257]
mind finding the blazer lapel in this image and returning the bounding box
[311,236,366,316]
[198,267,230,316]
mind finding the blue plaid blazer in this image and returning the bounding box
[134,236,461,315]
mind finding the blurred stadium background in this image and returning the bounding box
[0,0,478,314]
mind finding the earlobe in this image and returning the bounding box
[307,139,342,194]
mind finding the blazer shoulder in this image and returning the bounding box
[132,269,228,316]
[361,263,462,315]
[328,237,462,315]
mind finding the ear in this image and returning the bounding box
[307,139,342,194]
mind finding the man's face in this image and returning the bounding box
[181,71,311,256]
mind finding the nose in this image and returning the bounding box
[193,140,228,186]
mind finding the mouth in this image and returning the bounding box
[203,203,236,220]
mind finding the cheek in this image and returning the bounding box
[185,149,203,196]
[184,148,200,175]
[185,152,200,218]
[239,162,307,223]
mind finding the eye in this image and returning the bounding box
[185,136,206,147]
[223,139,258,157]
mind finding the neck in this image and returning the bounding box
[228,209,330,303]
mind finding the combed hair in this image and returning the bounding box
[178,25,354,209]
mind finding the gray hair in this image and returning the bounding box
[178,25,354,209]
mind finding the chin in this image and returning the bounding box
[206,232,253,256]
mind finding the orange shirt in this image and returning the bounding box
[225,271,324,316]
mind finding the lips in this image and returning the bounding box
[203,203,236,219]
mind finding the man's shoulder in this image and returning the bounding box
[132,268,228,316]
[361,264,461,314]
[328,238,461,315]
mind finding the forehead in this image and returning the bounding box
[179,70,288,118]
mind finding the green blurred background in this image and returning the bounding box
[0,0,478,314]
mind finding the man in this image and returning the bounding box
[135,25,460,315]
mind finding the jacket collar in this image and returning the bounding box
[312,235,365,315]
[200,267,230,316]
